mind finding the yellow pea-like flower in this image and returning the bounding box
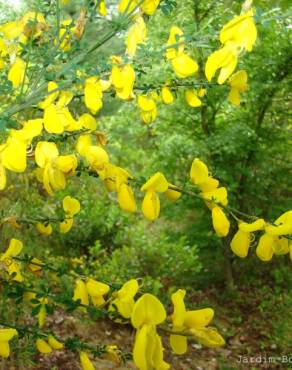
[256,233,274,261]
[36,338,52,354]
[73,279,89,306]
[228,70,248,106]
[239,218,265,233]
[126,16,147,57]
[2,137,27,173]
[8,57,26,88]
[86,278,110,307]
[80,351,95,370]
[141,190,160,220]
[220,10,257,52]
[185,89,202,107]
[171,53,198,78]
[98,0,107,16]
[202,187,228,207]
[131,293,166,329]
[0,328,18,358]
[190,158,209,185]
[78,113,97,130]
[59,218,74,233]
[110,279,139,318]
[63,196,80,217]
[47,335,64,350]
[118,0,139,13]
[161,86,174,105]
[38,82,59,110]
[118,183,137,213]
[141,0,161,15]
[84,77,103,115]
[205,43,238,84]
[230,229,250,258]
[212,206,230,237]
[165,26,184,60]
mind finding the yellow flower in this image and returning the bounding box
[47,335,64,350]
[256,233,275,262]
[202,187,228,207]
[164,184,181,202]
[0,239,23,282]
[1,137,27,173]
[205,43,238,84]
[220,10,257,52]
[98,0,107,16]
[36,338,52,354]
[165,26,184,60]
[84,77,103,115]
[84,145,109,172]
[190,158,209,185]
[131,293,166,328]
[228,70,248,105]
[230,229,251,258]
[141,172,169,220]
[110,64,135,100]
[111,279,139,318]
[56,155,78,174]
[126,16,147,57]
[118,183,137,213]
[59,218,74,233]
[185,89,202,107]
[86,278,110,307]
[36,335,63,353]
[170,289,224,354]
[131,294,169,370]
[0,328,18,358]
[171,53,198,78]
[133,324,169,370]
[141,0,161,15]
[231,219,265,258]
[38,82,59,109]
[73,279,89,306]
[43,104,76,134]
[212,206,230,237]
[38,298,48,328]
[80,351,95,370]
[118,0,139,13]
[8,58,26,88]
[138,95,157,124]
[63,196,80,217]
[161,86,174,105]
[265,211,292,236]
[78,113,97,131]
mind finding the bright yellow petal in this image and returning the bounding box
[190,158,209,185]
[239,219,265,233]
[169,334,187,355]
[36,339,52,354]
[212,206,230,237]
[48,335,64,350]
[141,190,160,221]
[230,229,250,258]
[118,183,137,213]
[131,293,166,328]
[256,233,274,261]
[80,351,95,370]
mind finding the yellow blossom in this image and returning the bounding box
[0,239,23,282]
[228,70,248,105]
[126,16,147,57]
[0,328,18,358]
[8,58,26,88]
